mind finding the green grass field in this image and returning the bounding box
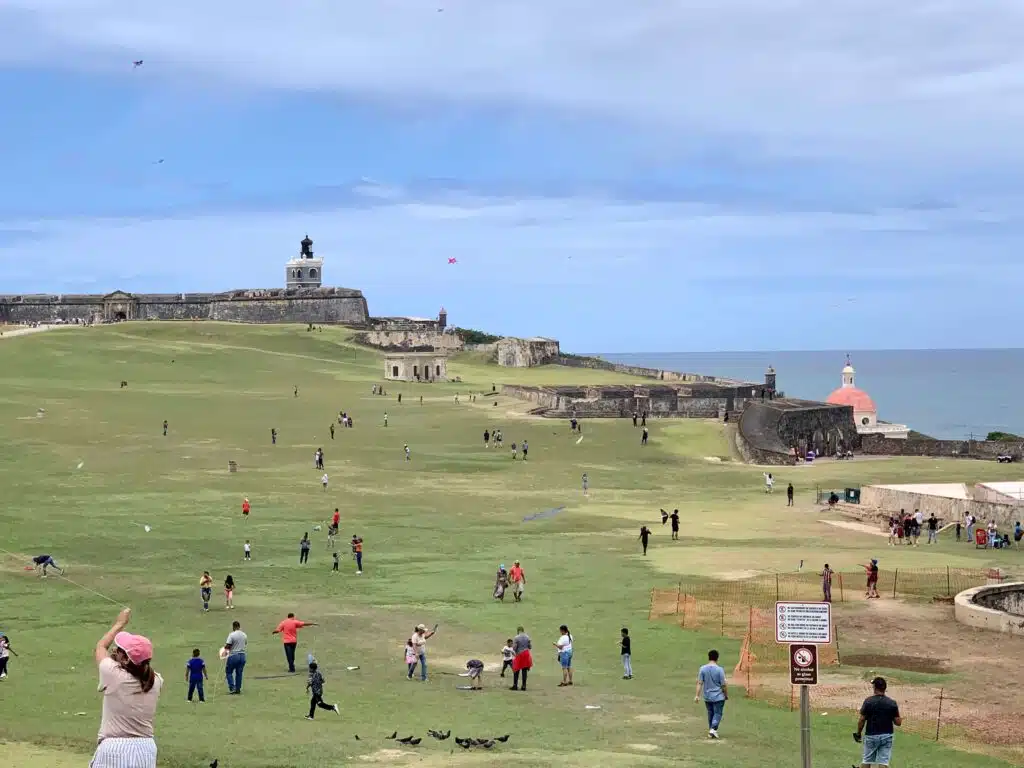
[1,322,1021,767]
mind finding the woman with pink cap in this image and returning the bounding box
[90,608,164,768]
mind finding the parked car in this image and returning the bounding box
[997,454,1015,463]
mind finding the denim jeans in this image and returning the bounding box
[418,652,427,680]
[862,733,893,765]
[225,652,246,693]
[622,653,632,677]
[187,679,205,702]
[704,699,725,730]
[284,642,297,672]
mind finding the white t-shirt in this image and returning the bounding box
[556,634,573,653]
[321,474,328,485]
[915,512,923,525]
[243,543,251,553]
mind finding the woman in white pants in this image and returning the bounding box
[90,608,164,768]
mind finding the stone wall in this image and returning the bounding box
[955,584,1024,637]
[355,329,463,351]
[0,288,370,325]
[860,434,1024,460]
[555,354,746,385]
[497,338,561,367]
[502,383,753,420]
[737,400,858,464]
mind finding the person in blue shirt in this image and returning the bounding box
[694,649,728,739]
[1015,521,1023,549]
[186,648,207,702]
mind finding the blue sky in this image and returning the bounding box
[2,1,1024,352]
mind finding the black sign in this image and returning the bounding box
[789,644,818,685]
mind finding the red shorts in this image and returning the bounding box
[512,649,533,672]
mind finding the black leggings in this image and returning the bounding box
[0,657,8,676]
[512,668,529,689]
[500,659,513,676]
[308,694,334,718]
[300,549,309,564]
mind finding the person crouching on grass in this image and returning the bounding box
[91,607,163,768]
[305,662,339,720]
[466,659,485,689]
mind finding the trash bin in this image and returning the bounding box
[844,487,861,504]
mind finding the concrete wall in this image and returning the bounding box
[497,338,561,367]
[0,295,101,324]
[502,383,745,420]
[861,434,1024,460]
[860,485,1022,528]
[955,583,1024,636]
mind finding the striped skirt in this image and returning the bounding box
[90,737,157,768]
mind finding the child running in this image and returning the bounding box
[332,551,340,573]
[500,639,514,678]
[199,571,213,612]
[224,574,235,609]
[185,648,207,702]
[304,662,339,719]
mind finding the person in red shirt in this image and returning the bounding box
[272,613,317,673]
[242,498,250,520]
[331,508,340,534]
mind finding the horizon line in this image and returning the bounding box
[589,347,1024,355]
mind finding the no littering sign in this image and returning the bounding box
[775,601,832,644]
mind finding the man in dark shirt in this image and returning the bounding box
[620,628,632,679]
[670,510,680,540]
[927,513,939,544]
[855,677,901,766]
[638,526,651,555]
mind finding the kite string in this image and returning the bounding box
[0,547,125,608]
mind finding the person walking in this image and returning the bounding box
[581,472,589,497]
[273,614,317,673]
[408,623,437,681]
[670,509,680,540]
[639,526,651,556]
[199,571,213,613]
[224,574,235,610]
[90,607,163,768]
[786,483,794,506]
[927,513,939,544]
[695,649,728,739]
[509,560,526,602]
[620,628,632,679]
[223,620,247,695]
[351,534,363,574]
[185,649,207,703]
[510,626,533,691]
[855,676,902,767]
[0,631,16,679]
[299,533,311,564]
[304,662,339,719]
[554,625,574,687]
[820,563,834,603]
[864,559,880,599]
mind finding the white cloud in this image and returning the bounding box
[3,1,1024,166]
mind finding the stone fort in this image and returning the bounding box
[0,236,382,326]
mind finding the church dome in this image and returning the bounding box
[826,386,876,413]
[826,355,877,413]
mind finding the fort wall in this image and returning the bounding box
[860,434,1024,460]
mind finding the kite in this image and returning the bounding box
[133,60,144,68]
[448,258,457,264]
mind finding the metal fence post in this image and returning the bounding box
[936,688,944,742]
[776,573,780,601]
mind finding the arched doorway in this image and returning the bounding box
[115,311,127,321]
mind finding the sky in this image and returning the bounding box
[2,1,1024,352]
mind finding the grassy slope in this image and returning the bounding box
[0,322,1019,768]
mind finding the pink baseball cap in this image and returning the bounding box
[114,632,153,665]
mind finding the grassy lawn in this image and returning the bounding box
[1,322,1021,767]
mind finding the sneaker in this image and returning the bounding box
[305,716,314,720]
[709,729,719,739]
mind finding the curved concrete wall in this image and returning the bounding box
[955,582,1024,636]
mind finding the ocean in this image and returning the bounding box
[597,349,1024,440]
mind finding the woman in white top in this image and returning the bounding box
[91,608,164,768]
[553,625,574,687]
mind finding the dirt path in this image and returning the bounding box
[819,519,886,537]
[0,324,76,340]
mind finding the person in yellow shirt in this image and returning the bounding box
[199,572,213,613]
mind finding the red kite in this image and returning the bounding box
[448,258,457,264]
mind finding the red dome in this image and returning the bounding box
[826,387,876,412]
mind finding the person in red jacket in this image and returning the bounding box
[242,498,250,520]
[272,614,317,673]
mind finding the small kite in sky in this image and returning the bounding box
[448,258,457,264]
[133,60,144,68]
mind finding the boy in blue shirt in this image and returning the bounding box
[186,648,208,702]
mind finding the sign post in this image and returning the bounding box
[776,602,831,768]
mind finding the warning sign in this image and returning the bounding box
[790,644,818,685]
[775,601,832,644]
